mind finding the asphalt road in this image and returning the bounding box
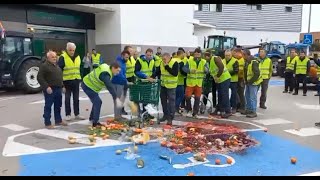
[0,77,320,176]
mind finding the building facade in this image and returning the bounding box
[194,4,303,47]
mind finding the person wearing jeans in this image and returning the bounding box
[174,50,187,114]
[243,49,262,118]
[58,42,85,121]
[223,49,239,114]
[152,53,179,125]
[82,62,121,127]
[207,52,232,118]
[37,51,67,129]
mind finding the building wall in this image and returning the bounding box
[194,4,303,32]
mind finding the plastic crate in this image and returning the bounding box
[129,79,160,105]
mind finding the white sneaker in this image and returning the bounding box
[65,115,72,121]
[186,112,193,117]
[75,115,86,120]
[193,114,199,119]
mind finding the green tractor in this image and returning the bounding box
[0,31,44,93]
[203,35,237,58]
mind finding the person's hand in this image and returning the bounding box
[147,77,156,82]
[62,87,66,93]
[191,69,197,73]
[293,74,296,78]
[46,87,52,94]
[127,82,134,85]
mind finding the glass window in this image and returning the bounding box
[285,6,292,12]
[216,4,222,12]
[208,37,220,49]
[223,38,233,50]
[2,37,24,58]
[23,38,32,55]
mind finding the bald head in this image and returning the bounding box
[46,50,57,64]
[66,42,76,57]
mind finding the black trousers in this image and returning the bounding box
[64,79,80,116]
[294,74,307,94]
[284,71,295,92]
[160,87,176,120]
[259,79,269,106]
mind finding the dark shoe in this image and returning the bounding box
[45,125,55,129]
[283,90,288,93]
[260,105,267,109]
[192,113,199,119]
[246,112,257,118]
[221,112,232,118]
[303,93,307,96]
[56,121,68,126]
[92,122,103,127]
[288,91,293,94]
[240,109,248,115]
[159,117,167,122]
[231,109,237,114]
[315,122,320,127]
[292,92,298,95]
[147,114,155,120]
[121,108,128,115]
[314,94,320,96]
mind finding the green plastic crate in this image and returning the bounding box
[129,80,160,105]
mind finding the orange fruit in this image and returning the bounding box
[291,157,297,164]
[170,138,175,142]
[178,140,184,145]
[185,147,192,152]
[215,159,221,165]
[160,141,167,147]
[226,140,231,146]
[187,172,194,176]
[226,158,233,164]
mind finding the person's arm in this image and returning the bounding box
[307,60,311,75]
[214,57,224,78]
[134,60,147,79]
[57,56,65,70]
[164,62,179,76]
[248,61,260,84]
[269,60,273,79]
[182,62,190,74]
[37,64,49,91]
[230,61,239,76]
[315,59,320,66]
[99,72,117,100]
[294,61,297,74]
[179,62,187,76]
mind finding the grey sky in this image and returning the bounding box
[301,4,320,33]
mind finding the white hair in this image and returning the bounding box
[46,50,56,58]
[66,42,76,50]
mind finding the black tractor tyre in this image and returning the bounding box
[15,59,42,94]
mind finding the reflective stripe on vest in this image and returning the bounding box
[62,53,81,81]
[175,57,187,86]
[83,64,112,93]
[238,57,245,79]
[286,56,298,71]
[259,58,271,79]
[186,57,206,87]
[160,59,178,89]
[247,60,263,86]
[295,58,309,75]
[138,59,155,77]
[126,56,136,78]
[210,56,231,84]
[222,57,238,82]
[92,53,101,65]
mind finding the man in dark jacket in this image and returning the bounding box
[243,49,262,118]
[38,51,68,129]
[112,50,130,120]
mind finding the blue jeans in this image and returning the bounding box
[217,79,231,113]
[245,84,259,113]
[81,83,102,123]
[230,82,238,109]
[175,85,185,110]
[43,87,62,126]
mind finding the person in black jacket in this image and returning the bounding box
[37,51,68,129]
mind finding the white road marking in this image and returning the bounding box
[295,102,320,110]
[0,124,29,131]
[29,96,90,104]
[284,127,320,137]
[299,171,320,176]
[0,97,18,102]
[253,118,293,126]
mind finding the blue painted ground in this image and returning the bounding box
[19,131,320,176]
[269,79,284,86]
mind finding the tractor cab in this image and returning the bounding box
[204,35,237,58]
[285,43,310,58]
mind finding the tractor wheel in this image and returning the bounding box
[15,59,42,94]
[271,57,279,76]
